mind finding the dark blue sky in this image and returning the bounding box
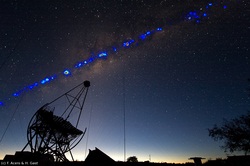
[0,0,249,163]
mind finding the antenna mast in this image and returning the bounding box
[123,76,126,162]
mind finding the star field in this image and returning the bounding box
[0,0,249,163]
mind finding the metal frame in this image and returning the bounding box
[22,81,90,162]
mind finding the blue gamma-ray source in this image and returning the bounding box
[0,2,229,106]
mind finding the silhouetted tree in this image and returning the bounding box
[208,112,250,155]
[127,156,138,162]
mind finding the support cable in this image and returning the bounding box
[85,103,93,159]
[0,97,23,146]
[123,65,126,162]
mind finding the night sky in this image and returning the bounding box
[0,0,249,163]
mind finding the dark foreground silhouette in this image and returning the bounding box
[2,147,250,166]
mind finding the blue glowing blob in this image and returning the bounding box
[186,10,203,21]
[194,12,199,18]
[98,52,107,58]
[190,11,197,16]
[112,47,117,52]
[139,34,146,40]
[28,83,38,89]
[223,5,227,9]
[187,12,194,20]
[156,27,163,31]
[125,39,135,47]
[13,93,19,97]
[63,70,71,76]
[146,31,151,35]
[40,76,56,84]
[88,58,94,62]
[0,101,4,106]
[41,80,46,84]
[76,63,82,68]
[208,3,212,6]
